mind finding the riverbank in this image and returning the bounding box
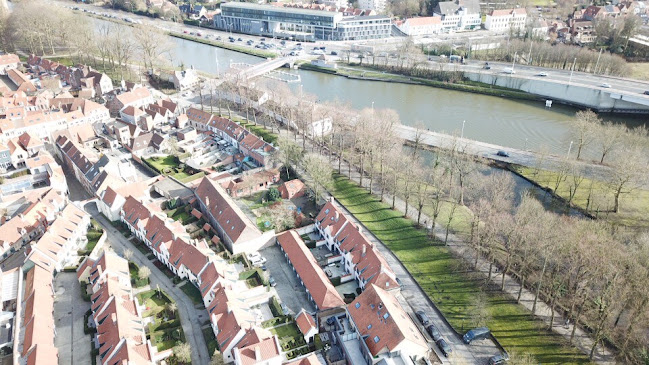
[509,164,649,228]
[298,62,542,102]
[169,33,277,59]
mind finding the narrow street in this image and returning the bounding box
[84,203,211,365]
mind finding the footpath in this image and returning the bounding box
[281,130,616,365]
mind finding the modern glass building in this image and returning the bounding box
[214,2,391,41]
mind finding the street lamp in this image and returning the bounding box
[511,51,517,73]
[567,140,573,158]
[461,120,465,139]
[569,57,577,84]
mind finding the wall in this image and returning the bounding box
[464,71,649,113]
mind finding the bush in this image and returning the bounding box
[330,276,341,286]
[269,296,283,317]
[266,187,281,202]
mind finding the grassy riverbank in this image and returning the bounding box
[511,165,649,228]
[298,63,541,102]
[169,33,277,59]
[331,174,590,364]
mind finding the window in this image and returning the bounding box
[355,302,360,309]
[367,324,372,329]
[383,313,390,319]
[373,336,380,343]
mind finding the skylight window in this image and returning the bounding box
[355,303,360,309]
[383,313,390,320]
[373,336,380,343]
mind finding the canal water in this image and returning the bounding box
[91,17,645,159]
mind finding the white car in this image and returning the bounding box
[599,83,611,88]
[503,67,516,74]
[247,252,267,266]
[536,72,548,77]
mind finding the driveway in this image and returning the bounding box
[85,203,211,364]
[54,272,91,365]
[261,245,316,315]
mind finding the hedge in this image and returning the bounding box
[269,296,283,317]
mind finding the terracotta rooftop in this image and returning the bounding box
[277,230,344,310]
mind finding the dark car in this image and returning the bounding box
[415,311,430,326]
[436,339,452,357]
[644,90,649,95]
[488,353,509,365]
[496,150,510,158]
[237,38,243,41]
[463,327,491,344]
[330,51,338,55]
[426,324,442,341]
[260,38,266,41]
[268,276,277,287]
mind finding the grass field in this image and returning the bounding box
[513,165,649,228]
[629,62,649,81]
[331,174,591,364]
[202,327,218,356]
[180,281,204,306]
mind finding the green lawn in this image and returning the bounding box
[82,227,104,254]
[630,62,649,81]
[202,327,218,356]
[331,174,591,364]
[137,289,172,318]
[513,165,649,228]
[145,155,180,173]
[129,262,150,288]
[238,121,279,144]
[179,281,204,306]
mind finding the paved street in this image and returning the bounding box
[84,203,211,365]
[54,272,92,365]
[261,245,316,315]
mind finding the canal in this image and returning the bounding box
[92,18,646,158]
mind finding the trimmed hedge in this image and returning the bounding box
[269,296,283,317]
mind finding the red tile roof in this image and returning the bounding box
[295,310,317,336]
[277,230,344,310]
[235,335,281,365]
[285,354,322,365]
[348,285,428,357]
[195,177,262,246]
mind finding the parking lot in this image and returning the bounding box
[261,244,316,315]
[53,272,92,365]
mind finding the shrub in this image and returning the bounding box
[266,187,281,202]
[269,296,283,317]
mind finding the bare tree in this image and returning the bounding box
[174,343,192,364]
[277,136,302,180]
[595,122,627,164]
[570,109,600,160]
[606,147,649,213]
[138,266,151,281]
[303,153,333,204]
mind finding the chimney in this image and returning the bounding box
[206,196,210,207]
[255,347,262,361]
[329,196,334,203]
[334,211,339,221]
[111,313,117,323]
[362,244,366,257]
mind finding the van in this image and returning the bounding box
[463,327,490,344]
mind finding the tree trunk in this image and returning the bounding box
[532,256,548,314]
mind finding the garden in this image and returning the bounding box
[78,220,104,256]
[136,289,185,352]
[144,155,205,183]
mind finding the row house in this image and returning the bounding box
[277,230,346,313]
[583,5,622,20]
[27,55,113,96]
[119,195,278,364]
[433,0,481,32]
[207,284,281,364]
[49,97,111,126]
[285,354,321,365]
[6,69,36,94]
[484,8,527,33]
[120,196,235,294]
[76,252,163,365]
[314,198,400,292]
[18,264,59,365]
[572,20,596,44]
[56,135,99,196]
[346,285,429,364]
[195,177,275,255]
[25,203,90,272]
[0,188,65,259]
[396,16,443,36]
[186,107,277,166]
[0,54,19,75]
[106,87,154,116]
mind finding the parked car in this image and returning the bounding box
[426,324,442,341]
[247,252,267,266]
[436,339,452,357]
[260,38,266,41]
[237,37,243,41]
[330,51,338,55]
[268,276,277,287]
[488,353,510,365]
[196,32,202,36]
[599,83,611,88]
[415,311,430,326]
[463,327,491,344]
[536,71,548,76]
[183,30,188,34]
[496,150,510,157]
[644,90,649,95]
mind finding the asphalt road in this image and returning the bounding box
[396,125,615,182]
